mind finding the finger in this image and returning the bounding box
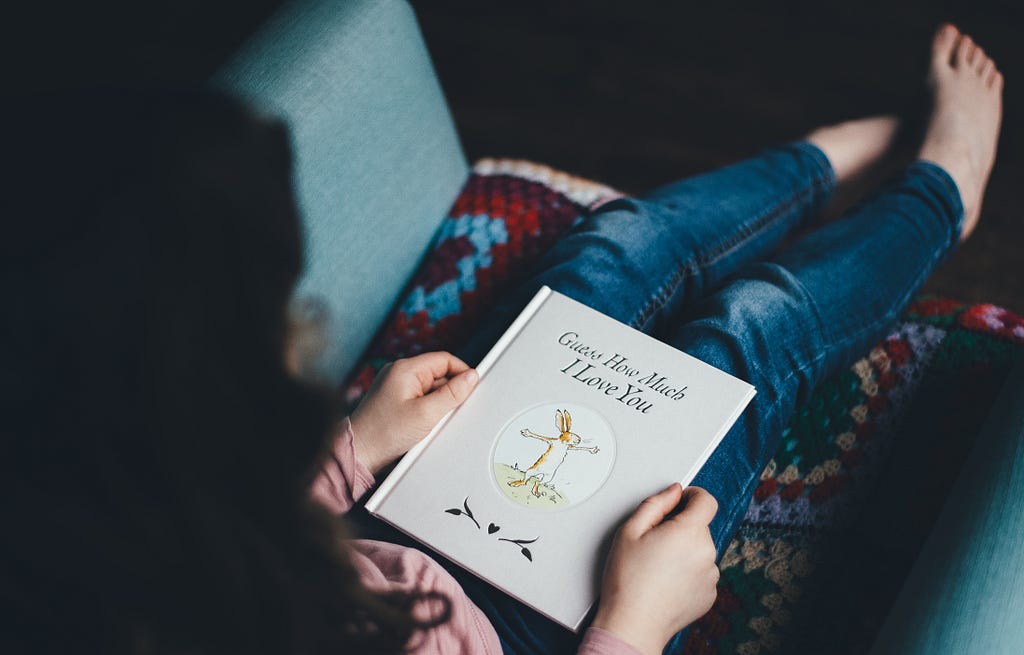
[670,487,719,527]
[360,362,393,397]
[414,368,479,422]
[622,482,683,537]
[401,352,471,394]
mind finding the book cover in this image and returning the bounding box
[365,286,756,631]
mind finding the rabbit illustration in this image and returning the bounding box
[508,409,599,497]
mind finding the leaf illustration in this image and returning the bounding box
[488,523,500,534]
[445,499,479,529]
[497,535,538,561]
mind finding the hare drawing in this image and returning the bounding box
[508,409,600,497]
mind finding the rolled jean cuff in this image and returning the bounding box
[909,158,966,256]
[789,139,839,197]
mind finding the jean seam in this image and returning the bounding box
[697,176,830,267]
[709,274,880,552]
[815,182,958,358]
[776,161,960,382]
[909,160,966,247]
[713,353,824,555]
[715,164,955,545]
[825,254,937,361]
[715,457,763,554]
[630,174,832,331]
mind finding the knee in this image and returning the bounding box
[552,198,676,278]
[672,262,828,405]
[582,196,669,247]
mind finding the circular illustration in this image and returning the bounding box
[491,403,616,510]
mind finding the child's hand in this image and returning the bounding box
[350,352,479,475]
[592,483,720,655]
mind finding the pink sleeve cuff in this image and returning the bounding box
[577,627,645,655]
[309,416,376,514]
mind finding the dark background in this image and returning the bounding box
[7,0,1021,310]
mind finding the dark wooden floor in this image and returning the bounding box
[7,0,1022,310]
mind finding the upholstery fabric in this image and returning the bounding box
[213,0,469,382]
[869,351,1024,655]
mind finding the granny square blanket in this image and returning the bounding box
[344,159,1024,654]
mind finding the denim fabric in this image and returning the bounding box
[348,143,964,655]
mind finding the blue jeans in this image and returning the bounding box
[348,142,964,654]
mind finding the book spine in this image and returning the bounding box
[473,285,553,377]
[677,387,756,488]
[364,285,554,514]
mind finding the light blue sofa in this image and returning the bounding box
[214,0,468,384]
[213,1,1024,652]
[869,351,1024,655]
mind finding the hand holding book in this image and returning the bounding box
[350,351,480,475]
[351,347,722,652]
[364,288,754,630]
[592,483,720,655]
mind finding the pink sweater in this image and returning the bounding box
[310,417,641,655]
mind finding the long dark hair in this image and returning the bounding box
[1,89,445,653]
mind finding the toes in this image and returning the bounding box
[974,48,989,73]
[967,39,981,66]
[932,23,959,64]
[956,34,976,68]
[965,38,979,66]
[980,58,996,81]
[991,70,1004,90]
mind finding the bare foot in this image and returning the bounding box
[806,115,902,184]
[918,23,1003,241]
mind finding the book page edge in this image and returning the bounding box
[677,386,757,488]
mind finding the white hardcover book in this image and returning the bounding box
[365,286,756,631]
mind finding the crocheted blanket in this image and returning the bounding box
[344,160,1024,655]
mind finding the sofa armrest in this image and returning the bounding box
[213,0,468,383]
[870,350,1024,654]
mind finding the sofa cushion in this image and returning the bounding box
[214,0,469,382]
[868,350,1024,654]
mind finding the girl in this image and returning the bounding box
[4,23,1001,655]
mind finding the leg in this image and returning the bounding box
[457,141,837,365]
[453,24,1000,655]
[457,112,909,368]
[680,19,1003,564]
[662,157,984,655]
[671,161,963,562]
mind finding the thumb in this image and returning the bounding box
[623,482,683,537]
[416,368,479,422]
[671,486,719,527]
